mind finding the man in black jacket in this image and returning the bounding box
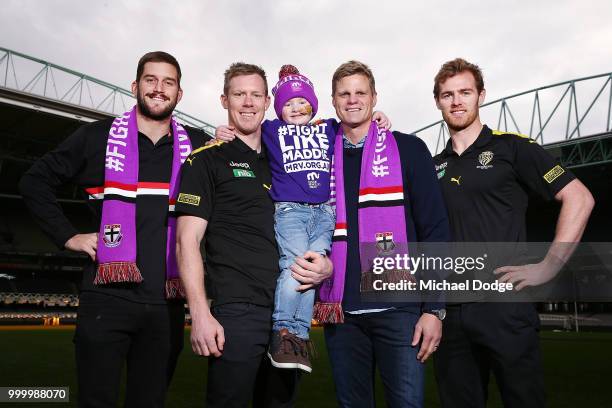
[320,60,449,408]
[19,51,208,408]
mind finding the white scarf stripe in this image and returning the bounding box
[333,228,347,237]
[88,187,171,200]
[137,188,170,195]
[358,192,404,203]
[103,187,137,198]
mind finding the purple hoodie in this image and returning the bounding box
[262,118,338,203]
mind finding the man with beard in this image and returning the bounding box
[431,58,594,408]
[20,51,209,407]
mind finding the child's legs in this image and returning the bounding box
[291,204,335,339]
[308,203,335,254]
[273,203,310,338]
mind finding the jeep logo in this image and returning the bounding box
[229,161,250,169]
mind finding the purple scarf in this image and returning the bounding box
[313,122,409,323]
[93,106,192,298]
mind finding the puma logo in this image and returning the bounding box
[450,176,462,185]
[186,156,194,166]
[263,184,271,190]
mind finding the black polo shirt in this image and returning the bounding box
[433,125,575,242]
[19,118,209,304]
[176,137,279,307]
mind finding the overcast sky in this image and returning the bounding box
[2,0,611,149]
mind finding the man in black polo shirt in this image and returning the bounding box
[431,58,594,408]
[19,52,209,407]
[175,63,332,407]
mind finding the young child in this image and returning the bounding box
[215,65,390,372]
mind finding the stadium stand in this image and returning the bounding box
[1,46,611,327]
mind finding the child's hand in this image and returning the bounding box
[215,125,237,142]
[373,111,392,131]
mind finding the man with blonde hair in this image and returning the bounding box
[176,62,332,407]
[317,60,450,407]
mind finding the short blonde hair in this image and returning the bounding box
[223,62,268,95]
[332,60,376,96]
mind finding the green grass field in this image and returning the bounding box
[1,327,610,407]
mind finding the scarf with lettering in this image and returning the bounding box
[93,106,192,298]
[313,121,410,323]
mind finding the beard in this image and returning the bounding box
[136,92,178,121]
[443,108,478,132]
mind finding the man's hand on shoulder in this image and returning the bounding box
[190,309,225,357]
[290,251,333,291]
[65,233,98,261]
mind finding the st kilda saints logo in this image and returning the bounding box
[376,232,395,254]
[103,224,123,248]
[477,151,494,169]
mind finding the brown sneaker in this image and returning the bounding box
[295,337,314,374]
[267,328,312,373]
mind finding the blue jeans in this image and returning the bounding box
[272,201,335,339]
[324,309,425,408]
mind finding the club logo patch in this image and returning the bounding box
[375,232,395,254]
[103,224,123,248]
[543,165,565,183]
[437,169,446,179]
[477,151,494,169]
[177,193,201,206]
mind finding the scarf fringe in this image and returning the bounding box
[165,278,186,299]
[313,301,344,324]
[360,268,415,293]
[94,262,143,285]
